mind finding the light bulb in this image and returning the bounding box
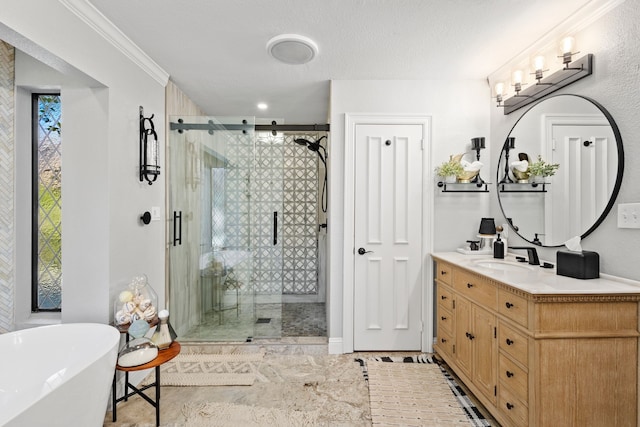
[561,36,575,54]
[560,36,576,66]
[512,70,525,94]
[512,70,524,84]
[533,55,546,81]
[494,82,505,106]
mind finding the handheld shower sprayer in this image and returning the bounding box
[293,136,328,213]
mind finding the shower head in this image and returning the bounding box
[294,136,327,152]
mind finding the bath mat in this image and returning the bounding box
[181,401,319,427]
[143,351,264,386]
[355,354,491,426]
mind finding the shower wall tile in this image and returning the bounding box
[222,134,323,296]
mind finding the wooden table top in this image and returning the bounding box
[116,341,181,372]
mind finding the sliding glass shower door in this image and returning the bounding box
[168,116,264,341]
[167,117,324,342]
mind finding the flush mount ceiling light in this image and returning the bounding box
[266,34,318,65]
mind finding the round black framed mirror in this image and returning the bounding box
[496,94,624,247]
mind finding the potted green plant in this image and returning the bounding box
[435,155,464,183]
[527,155,559,182]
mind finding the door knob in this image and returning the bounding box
[357,247,373,255]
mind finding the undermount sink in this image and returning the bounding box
[473,260,535,272]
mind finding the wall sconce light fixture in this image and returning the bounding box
[495,36,592,115]
[499,137,516,184]
[140,106,160,185]
[471,137,486,185]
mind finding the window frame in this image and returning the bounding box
[31,92,62,312]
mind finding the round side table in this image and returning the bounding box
[112,341,181,427]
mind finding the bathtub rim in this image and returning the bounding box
[0,322,120,426]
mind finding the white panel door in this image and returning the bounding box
[547,124,614,243]
[353,124,423,351]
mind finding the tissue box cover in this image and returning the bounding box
[556,250,599,279]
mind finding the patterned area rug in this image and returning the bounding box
[181,401,319,427]
[356,355,490,426]
[143,351,264,386]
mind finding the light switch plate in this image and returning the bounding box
[151,206,161,221]
[617,203,640,229]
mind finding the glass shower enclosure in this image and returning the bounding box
[167,116,325,342]
[168,116,266,341]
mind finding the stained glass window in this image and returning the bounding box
[32,94,62,311]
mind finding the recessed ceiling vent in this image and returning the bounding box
[266,34,318,65]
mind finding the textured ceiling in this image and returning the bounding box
[90,0,596,124]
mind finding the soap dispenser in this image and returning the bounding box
[493,234,505,259]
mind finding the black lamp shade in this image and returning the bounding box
[478,218,496,235]
[471,137,485,150]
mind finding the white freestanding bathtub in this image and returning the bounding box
[0,323,120,427]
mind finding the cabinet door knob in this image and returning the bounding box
[441,295,447,300]
[506,338,514,346]
[467,283,474,288]
[506,402,514,410]
[506,370,514,378]
[505,302,514,309]
[441,316,447,320]
[441,338,447,343]
[440,270,447,275]
[465,332,475,340]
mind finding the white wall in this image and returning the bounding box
[2,0,167,328]
[329,80,490,351]
[489,0,640,280]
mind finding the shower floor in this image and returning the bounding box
[179,302,326,342]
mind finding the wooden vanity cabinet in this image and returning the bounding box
[433,258,640,427]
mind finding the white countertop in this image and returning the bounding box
[431,252,640,295]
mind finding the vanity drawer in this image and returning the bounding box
[437,304,454,337]
[437,284,455,311]
[499,385,529,427]
[436,262,453,285]
[499,353,528,402]
[453,269,497,311]
[498,289,528,328]
[435,328,455,359]
[499,322,528,367]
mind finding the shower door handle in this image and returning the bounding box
[173,210,182,246]
[273,211,278,245]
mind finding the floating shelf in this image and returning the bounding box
[498,182,548,193]
[437,181,490,193]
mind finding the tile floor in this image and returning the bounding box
[104,342,499,427]
[107,304,499,426]
[180,302,327,342]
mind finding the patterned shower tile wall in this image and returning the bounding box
[223,133,320,295]
[281,136,318,294]
[252,137,284,294]
[0,42,15,333]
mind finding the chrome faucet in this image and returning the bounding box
[510,246,540,265]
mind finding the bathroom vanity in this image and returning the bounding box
[432,252,640,427]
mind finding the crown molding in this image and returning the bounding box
[59,0,169,86]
